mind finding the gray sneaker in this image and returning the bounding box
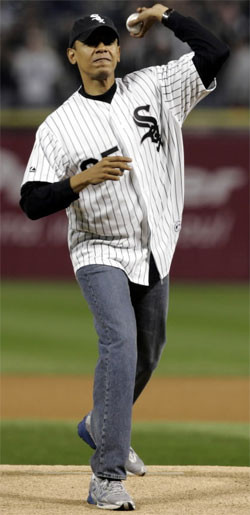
[87,474,135,510]
[127,447,146,477]
[78,412,147,477]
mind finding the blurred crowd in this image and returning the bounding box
[1,0,249,108]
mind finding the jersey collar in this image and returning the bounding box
[78,81,117,104]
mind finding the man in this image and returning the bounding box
[20,4,229,511]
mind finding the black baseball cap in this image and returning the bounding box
[69,14,120,48]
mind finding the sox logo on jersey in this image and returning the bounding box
[133,105,162,152]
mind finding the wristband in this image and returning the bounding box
[161,8,174,26]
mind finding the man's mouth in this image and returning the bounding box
[93,57,111,63]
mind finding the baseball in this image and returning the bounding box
[126,13,143,34]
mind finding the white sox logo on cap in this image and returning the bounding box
[90,14,105,24]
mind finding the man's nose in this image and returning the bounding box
[96,41,107,50]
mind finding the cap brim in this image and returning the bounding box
[74,26,119,46]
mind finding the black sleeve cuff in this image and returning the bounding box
[50,177,79,202]
[161,10,185,31]
[20,178,79,220]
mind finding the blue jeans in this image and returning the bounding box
[76,255,169,480]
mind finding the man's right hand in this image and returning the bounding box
[70,156,132,193]
[128,4,168,38]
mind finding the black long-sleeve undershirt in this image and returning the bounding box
[20,11,229,221]
[163,11,229,89]
[20,178,79,219]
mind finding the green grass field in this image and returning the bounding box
[1,420,248,466]
[1,281,249,466]
[1,281,249,376]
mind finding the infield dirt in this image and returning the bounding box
[1,375,249,421]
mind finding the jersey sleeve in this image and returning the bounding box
[21,122,70,186]
[155,52,216,126]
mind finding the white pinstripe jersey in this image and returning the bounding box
[23,52,215,285]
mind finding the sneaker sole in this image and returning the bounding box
[127,469,146,477]
[88,501,135,510]
[87,493,135,510]
[98,502,135,510]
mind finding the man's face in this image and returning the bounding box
[67,28,120,82]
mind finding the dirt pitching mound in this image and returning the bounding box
[1,465,249,514]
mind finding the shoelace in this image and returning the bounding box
[104,480,125,494]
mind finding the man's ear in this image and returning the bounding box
[117,44,121,63]
[67,47,77,65]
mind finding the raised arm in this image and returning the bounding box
[128,4,230,88]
